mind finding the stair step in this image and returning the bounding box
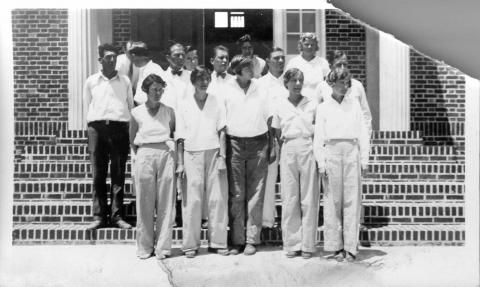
[13,180,464,201]
[12,199,464,225]
[12,223,464,246]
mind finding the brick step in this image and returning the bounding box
[12,223,464,246]
[14,161,465,180]
[12,199,464,225]
[13,180,464,202]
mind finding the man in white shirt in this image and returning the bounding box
[184,46,199,72]
[115,40,140,93]
[224,55,275,256]
[130,42,166,105]
[208,45,234,96]
[257,47,286,229]
[83,43,134,230]
[237,34,268,79]
[285,33,330,102]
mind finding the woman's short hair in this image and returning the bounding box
[190,65,212,84]
[141,73,167,93]
[230,55,253,75]
[297,32,319,52]
[283,68,304,88]
[326,69,352,88]
[326,50,347,66]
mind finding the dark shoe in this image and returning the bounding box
[301,252,313,259]
[243,244,256,256]
[201,219,208,229]
[86,220,107,230]
[345,252,356,262]
[208,247,229,256]
[286,251,299,258]
[185,250,197,258]
[333,250,346,262]
[113,219,132,229]
[229,245,242,255]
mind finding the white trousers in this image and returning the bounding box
[280,138,319,253]
[134,143,176,257]
[182,149,228,251]
[323,140,362,255]
[263,141,280,227]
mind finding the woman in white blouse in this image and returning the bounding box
[272,68,319,259]
[176,66,229,258]
[129,74,176,260]
[313,69,370,262]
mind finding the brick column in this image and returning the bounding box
[378,31,410,130]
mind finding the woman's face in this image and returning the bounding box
[332,77,351,96]
[193,74,211,92]
[331,54,348,75]
[238,64,254,81]
[147,82,165,102]
[300,38,317,58]
[286,73,304,96]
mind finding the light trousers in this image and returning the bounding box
[263,141,280,227]
[280,138,319,253]
[323,140,362,255]
[182,149,228,251]
[134,143,176,257]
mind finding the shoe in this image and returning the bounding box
[138,253,153,260]
[301,252,313,259]
[155,253,170,260]
[86,220,107,230]
[201,219,208,229]
[243,244,256,256]
[113,219,132,229]
[185,250,196,258]
[333,250,346,262]
[345,252,356,262]
[229,245,242,255]
[208,247,229,256]
[286,251,299,258]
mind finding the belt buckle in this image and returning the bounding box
[105,120,110,125]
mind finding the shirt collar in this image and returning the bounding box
[167,66,184,75]
[98,71,119,81]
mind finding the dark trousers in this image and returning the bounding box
[87,120,129,222]
[226,133,268,245]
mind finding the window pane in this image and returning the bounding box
[287,9,299,12]
[215,12,228,28]
[302,13,315,33]
[287,34,299,54]
[286,13,299,33]
[230,16,245,28]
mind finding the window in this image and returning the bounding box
[214,11,245,28]
[286,9,316,54]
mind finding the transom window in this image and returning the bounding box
[215,11,245,28]
[286,9,316,54]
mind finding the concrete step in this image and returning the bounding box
[12,223,464,246]
[13,179,464,202]
[12,199,464,225]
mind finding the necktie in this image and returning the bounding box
[217,72,226,79]
[171,69,182,76]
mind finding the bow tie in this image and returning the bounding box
[217,72,226,79]
[171,69,183,76]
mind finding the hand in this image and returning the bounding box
[318,167,327,180]
[268,145,277,164]
[176,164,185,179]
[217,156,227,171]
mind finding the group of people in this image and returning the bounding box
[83,32,372,263]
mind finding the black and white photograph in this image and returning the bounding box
[0,1,479,286]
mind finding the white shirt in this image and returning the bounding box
[285,55,330,102]
[252,55,266,79]
[115,53,140,91]
[223,78,272,137]
[176,91,226,151]
[272,96,317,140]
[207,70,234,98]
[131,103,175,145]
[257,72,287,103]
[83,72,134,123]
[134,60,166,104]
[313,94,370,171]
[160,67,192,110]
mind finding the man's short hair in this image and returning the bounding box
[283,68,304,88]
[326,50,347,66]
[128,41,149,57]
[212,45,229,58]
[141,73,167,93]
[297,32,319,52]
[168,42,185,55]
[237,34,252,46]
[190,65,212,84]
[98,43,118,58]
[267,47,284,59]
[326,69,352,88]
[230,55,253,75]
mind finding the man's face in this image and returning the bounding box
[185,50,198,71]
[267,51,285,74]
[99,50,117,71]
[300,38,317,57]
[211,49,229,73]
[332,77,351,96]
[331,54,348,75]
[240,41,254,57]
[167,45,186,70]
[286,74,304,95]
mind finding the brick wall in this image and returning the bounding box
[12,9,69,147]
[325,9,366,90]
[410,49,465,155]
[112,9,132,48]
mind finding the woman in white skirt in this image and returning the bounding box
[313,69,370,262]
[176,66,229,258]
[271,68,319,259]
[129,73,176,260]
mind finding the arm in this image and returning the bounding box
[82,79,92,125]
[357,104,370,176]
[313,106,327,173]
[128,115,139,155]
[357,81,372,137]
[126,78,134,111]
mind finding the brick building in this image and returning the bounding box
[12,8,469,245]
